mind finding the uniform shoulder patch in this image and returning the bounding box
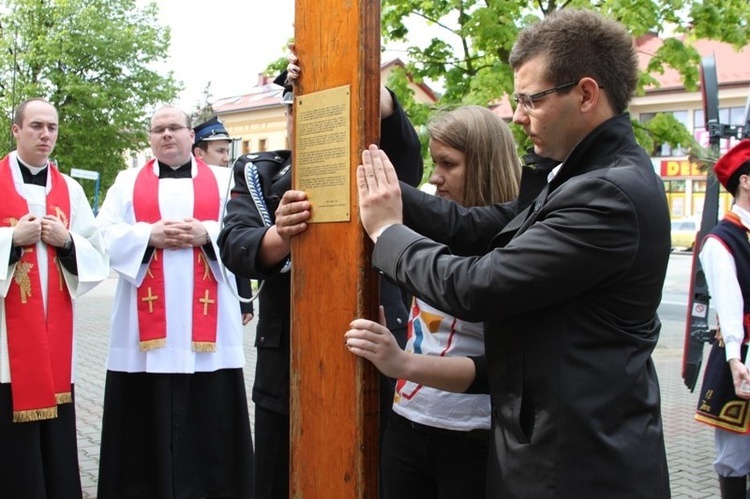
[243,150,290,165]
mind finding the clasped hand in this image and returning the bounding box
[149,218,207,249]
[13,213,71,248]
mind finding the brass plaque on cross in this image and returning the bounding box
[294,84,351,223]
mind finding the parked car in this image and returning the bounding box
[670,218,698,251]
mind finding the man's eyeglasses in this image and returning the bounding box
[511,81,577,111]
[149,124,189,135]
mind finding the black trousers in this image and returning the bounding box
[97,370,254,499]
[254,405,290,499]
[0,383,83,499]
[381,412,490,499]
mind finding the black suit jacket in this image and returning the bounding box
[374,114,671,498]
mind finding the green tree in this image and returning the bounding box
[381,0,750,161]
[190,81,215,125]
[0,0,180,202]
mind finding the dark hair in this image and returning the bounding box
[727,161,750,197]
[13,98,55,126]
[509,9,638,114]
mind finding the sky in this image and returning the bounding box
[150,0,430,110]
[152,0,297,109]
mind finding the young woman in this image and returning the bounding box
[353,105,521,499]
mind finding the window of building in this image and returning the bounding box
[693,107,745,129]
[664,180,686,193]
[258,138,267,152]
[664,179,687,218]
[694,107,745,152]
[722,106,746,126]
[694,109,704,132]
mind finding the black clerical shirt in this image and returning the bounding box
[8,158,77,274]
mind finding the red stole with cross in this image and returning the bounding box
[132,159,220,352]
[0,155,73,422]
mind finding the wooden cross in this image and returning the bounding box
[291,0,381,497]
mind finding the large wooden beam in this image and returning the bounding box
[290,1,381,497]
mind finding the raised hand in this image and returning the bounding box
[356,144,403,242]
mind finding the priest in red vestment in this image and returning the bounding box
[0,98,109,498]
[96,105,254,498]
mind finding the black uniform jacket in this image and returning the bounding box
[218,91,423,415]
[373,113,671,498]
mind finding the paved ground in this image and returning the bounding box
[73,253,720,498]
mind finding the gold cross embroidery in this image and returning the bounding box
[141,286,159,313]
[199,289,215,316]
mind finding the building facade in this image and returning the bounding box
[632,36,748,220]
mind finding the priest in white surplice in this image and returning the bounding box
[95,105,253,498]
[0,98,109,498]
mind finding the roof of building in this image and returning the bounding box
[635,33,750,91]
[213,75,284,115]
[381,57,440,102]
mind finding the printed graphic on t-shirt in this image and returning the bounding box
[395,302,455,401]
[393,299,492,431]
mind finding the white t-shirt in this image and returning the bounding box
[393,298,491,431]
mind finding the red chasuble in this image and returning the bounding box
[132,159,221,352]
[0,156,73,422]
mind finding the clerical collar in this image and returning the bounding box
[17,157,48,186]
[158,159,192,179]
